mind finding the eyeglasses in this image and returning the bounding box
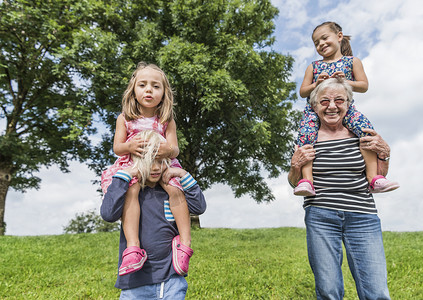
[319,98,346,106]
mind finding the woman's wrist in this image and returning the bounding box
[377,153,390,161]
[376,146,390,161]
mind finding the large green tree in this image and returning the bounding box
[86,0,299,202]
[0,0,105,235]
[1,0,299,235]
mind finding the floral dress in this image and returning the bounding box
[297,56,374,146]
[101,115,183,194]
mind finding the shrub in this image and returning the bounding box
[63,210,120,234]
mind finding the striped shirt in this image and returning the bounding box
[303,137,377,214]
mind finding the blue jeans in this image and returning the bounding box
[305,206,390,300]
[119,275,187,300]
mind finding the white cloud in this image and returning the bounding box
[272,0,309,30]
[373,132,423,231]
[5,163,101,236]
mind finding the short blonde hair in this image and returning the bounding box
[130,130,170,188]
[122,62,174,123]
[310,77,353,109]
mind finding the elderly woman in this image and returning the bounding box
[288,78,391,300]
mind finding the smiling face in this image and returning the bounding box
[134,67,165,117]
[314,86,349,128]
[312,25,343,61]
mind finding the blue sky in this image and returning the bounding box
[5,0,423,235]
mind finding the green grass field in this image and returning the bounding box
[1,228,422,299]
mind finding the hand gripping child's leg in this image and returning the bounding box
[361,148,400,193]
[119,183,147,276]
[161,183,193,276]
[344,104,400,194]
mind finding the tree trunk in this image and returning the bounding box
[0,168,12,236]
[190,214,201,229]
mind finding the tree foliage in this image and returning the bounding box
[63,209,120,234]
[0,0,100,234]
[86,0,299,203]
[1,0,299,235]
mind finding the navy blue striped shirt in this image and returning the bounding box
[303,137,377,214]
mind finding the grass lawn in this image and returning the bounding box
[1,228,422,299]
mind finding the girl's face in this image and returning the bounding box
[312,25,343,60]
[134,67,165,117]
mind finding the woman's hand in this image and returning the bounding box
[288,145,316,187]
[291,144,316,169]
[360,128,390,159]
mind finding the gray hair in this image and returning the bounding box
[131,130,170,188]
[310,77,353,108]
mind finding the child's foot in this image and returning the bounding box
[119,246,147,276]
[294,179,316,196]
[370,175,400,193]
[172,235,193,276]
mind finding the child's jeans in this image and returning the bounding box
[120,275,187,300]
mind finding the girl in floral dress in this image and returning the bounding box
[294,21,399,196]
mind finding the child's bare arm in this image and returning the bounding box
[349,57,368,93]
[156,119,180,159]
[299,64,316,98]
[113,115,144,157]
[300,64,329,98]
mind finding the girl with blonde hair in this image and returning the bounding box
[101,62,192,277]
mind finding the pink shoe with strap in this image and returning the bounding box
[370,175,400,193]
[294,179,316,196]
[119,246,147,276]
[172,235,193,276]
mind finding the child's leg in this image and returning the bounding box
[294,161,316,196]
[162,183,191,247]
[119,182,147,276]
[302,161,313,183]
[361,148,378,184]
[344,102,399,193]
[297,102,319,184]
[343,102,377,183]
[122,183,141,248]
[294,102,318,196]
[162,182,193,276]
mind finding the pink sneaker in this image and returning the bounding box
[294,179,316,196]
[119,246,147,276]
[172,235,193,276]
[370,175,400,193]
